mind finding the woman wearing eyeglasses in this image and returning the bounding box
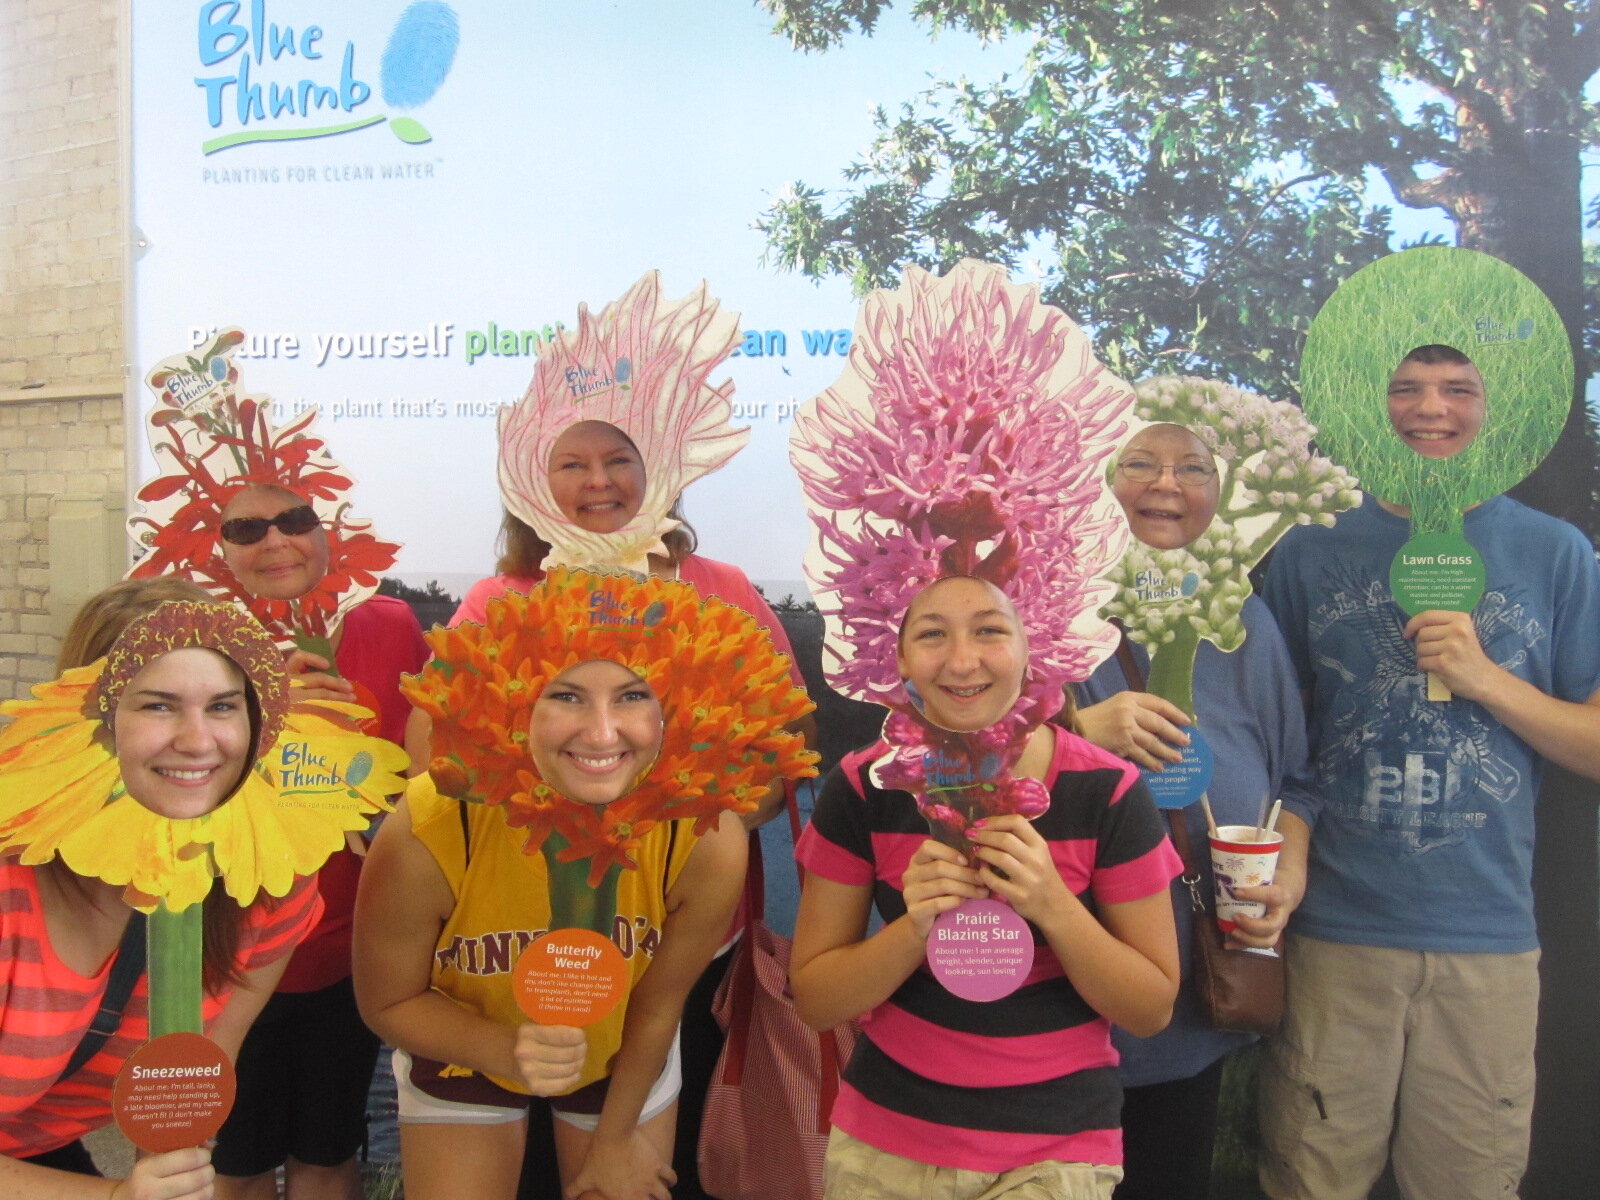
[1075,423,1309,1200]
[210,482,430,1200]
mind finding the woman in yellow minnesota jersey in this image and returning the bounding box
[353,570,815,1200]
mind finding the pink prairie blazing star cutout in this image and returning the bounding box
[128,329,398,646]
[791,261,1132,837]
[497,271,750,574]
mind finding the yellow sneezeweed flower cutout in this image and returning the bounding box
[404,567,819,887]
[0,601,408,912]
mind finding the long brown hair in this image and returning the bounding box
[58,578,257,994]
[57,576,212,672]
[1052,686,1082,737]
[495,507,698,577]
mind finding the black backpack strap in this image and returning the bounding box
[58,909,148,1083]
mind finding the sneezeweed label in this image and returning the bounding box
[195,1,461,155]
[114,1033,236,1153]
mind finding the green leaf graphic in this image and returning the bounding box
[389,117,433,145]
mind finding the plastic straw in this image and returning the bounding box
[1200,795,1220,840]
[1263,799,1283,838]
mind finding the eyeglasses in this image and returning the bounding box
[1116,457,1217,487]
[219,505,321,546]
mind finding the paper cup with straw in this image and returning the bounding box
[1209,824,1284,933]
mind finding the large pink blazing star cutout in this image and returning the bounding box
[791,260,1132,824]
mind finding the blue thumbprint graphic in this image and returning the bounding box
[201,2,461,154]
[381,2,461,144]
[208,357,229,382]
[345,751,374,787]
[1180,572,1200,597]
[615,357,632,384]
[641,601,667,626]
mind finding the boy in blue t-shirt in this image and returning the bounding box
[1260,345,1600,1200]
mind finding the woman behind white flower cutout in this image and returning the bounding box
[449,271,815,1200]
[1078,379,1345,1200]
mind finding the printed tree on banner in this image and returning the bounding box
[757,0,1600,539]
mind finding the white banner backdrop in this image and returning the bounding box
[129,1,1020,599]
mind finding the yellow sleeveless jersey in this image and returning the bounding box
[407,775,700,1095]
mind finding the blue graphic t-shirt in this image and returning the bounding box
[1263,494,1600,952]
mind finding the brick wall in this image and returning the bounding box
[0,0,128,698]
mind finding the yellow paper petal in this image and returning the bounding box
[0,648,409,909]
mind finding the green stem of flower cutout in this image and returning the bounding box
[1407,490,1465,541]
[1146,622,1200,722]
[147,901,204,1038]
[541,831,622,933]
[293,634,341,677]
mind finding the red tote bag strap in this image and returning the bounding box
[719,828,766,1086]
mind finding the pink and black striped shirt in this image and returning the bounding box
[796,729,1180,1172]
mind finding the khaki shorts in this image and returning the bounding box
[1259,935,1538,1200]
[823,1127,1121,1200]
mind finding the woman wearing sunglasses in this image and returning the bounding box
[217,486,330,603]
[210,483,430,1200]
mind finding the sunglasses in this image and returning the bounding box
[219,505,321,546]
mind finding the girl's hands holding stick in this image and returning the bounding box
[109,1147,215,1200]
[965,815,1072,926]
[901,840,988,939]
[512,1022,586,1096]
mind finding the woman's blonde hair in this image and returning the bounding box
[58,576,214,671]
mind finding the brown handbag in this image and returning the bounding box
[1111,631,1285,1036]
[1166,808,1285,1036]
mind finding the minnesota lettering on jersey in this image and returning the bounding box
[435,914,664,975]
